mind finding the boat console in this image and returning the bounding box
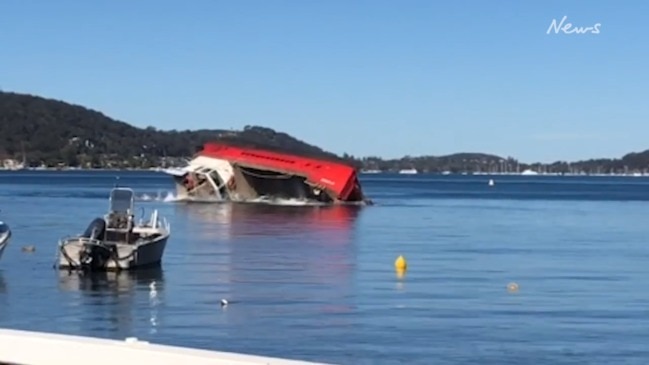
[104,188,136,243]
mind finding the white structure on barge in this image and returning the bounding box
[0,328,334,365]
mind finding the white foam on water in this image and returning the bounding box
[172,194,324,206]
[246,196,326,206]
[137,191,179,202]
[162,191,178,202]
[140,191,367,207]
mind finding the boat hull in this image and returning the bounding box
[166,143,370,205]
[57,234,169,271]
[0,328,334,365]
[0,223,10,260]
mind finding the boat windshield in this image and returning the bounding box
[109,189,134,213]
[0,223,8,234]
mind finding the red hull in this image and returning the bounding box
[200,143,366,202]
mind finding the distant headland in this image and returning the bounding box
[1,91,647,175]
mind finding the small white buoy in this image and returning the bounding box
[220,299,228,307]
[488,179,494,187]
[149,281,157,300]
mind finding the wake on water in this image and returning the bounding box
[135,191,339,206]
[138,191,179,203]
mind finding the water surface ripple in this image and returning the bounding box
[1,171,649,364]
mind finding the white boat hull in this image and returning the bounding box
[167,156,235,202]
[0,222,10,260]
[58,233,169,270]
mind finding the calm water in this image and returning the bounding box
[1,171,649,364]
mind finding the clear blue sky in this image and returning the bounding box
[1,0,647,163]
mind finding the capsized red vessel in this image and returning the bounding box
[164,142,370,204]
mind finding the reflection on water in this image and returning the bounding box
[8,172,649,364]
[57,268,164,337]
[164,202,364,353]
[58,268,164,293]
[176,202,363,240]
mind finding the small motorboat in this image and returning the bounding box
[57,187,170,271]
[0,220,10,260]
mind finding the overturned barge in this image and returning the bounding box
[165,142,370,204]
[0,220,10,261]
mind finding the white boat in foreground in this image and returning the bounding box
[0,328,333,365]
[0,220,10,260]
[57,187,171,271]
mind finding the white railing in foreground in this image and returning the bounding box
[0,328,335,365]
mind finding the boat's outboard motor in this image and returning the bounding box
[78,218,110,270]
[79,244,112,271]
[0,222,10,241]
[82,218,106,240]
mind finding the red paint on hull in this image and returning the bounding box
[200,143,366,202]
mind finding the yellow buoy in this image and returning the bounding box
[507,282,519,293]
[394,255,407,271]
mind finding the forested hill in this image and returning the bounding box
[1,91,648,174]
[0,91,348,168]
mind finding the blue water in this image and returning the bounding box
[1,171,649,364]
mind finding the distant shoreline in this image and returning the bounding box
[1,167,648,178]
[0,167,166,172]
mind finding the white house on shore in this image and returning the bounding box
[1,158,24,170]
